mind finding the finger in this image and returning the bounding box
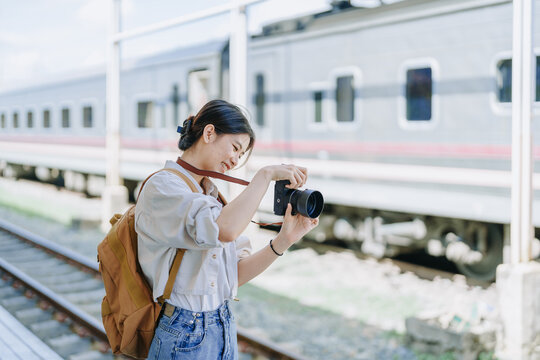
[297,168,308,187]
[289,167,306,188]
[294,166,307,187]
[284,203,293,219]
[285,172,298,188]
[285,179,298,188]
[293,171,303,188]
[297,166,308,180]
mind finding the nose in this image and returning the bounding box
[231,155,238,168]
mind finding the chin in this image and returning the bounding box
[219,163,229,173]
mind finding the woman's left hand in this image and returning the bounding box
[279,203,319,244]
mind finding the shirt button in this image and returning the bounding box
[212,254,217,259]
[210,282,215,287]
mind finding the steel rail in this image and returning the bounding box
[0,218,99,274]
[0,257,107,342]
[237,326,312,360]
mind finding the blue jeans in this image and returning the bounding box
[147,301,238,360]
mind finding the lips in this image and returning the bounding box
[222,162,231,172]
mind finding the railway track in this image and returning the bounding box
[0,219,308,360]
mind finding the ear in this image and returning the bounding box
[202,124,216,143]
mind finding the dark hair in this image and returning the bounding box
[178,100,255,155]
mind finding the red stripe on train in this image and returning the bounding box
[0,135,532,159]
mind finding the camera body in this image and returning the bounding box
[273,180,295,216]
[273,180,324,218]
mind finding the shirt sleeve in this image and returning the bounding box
[135,171,224,250]
[235,234,252,260]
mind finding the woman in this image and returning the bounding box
[135,99,319,360]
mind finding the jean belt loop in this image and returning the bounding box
[167,305,179,326]
[218,305,224,323]
[203,311,209,331]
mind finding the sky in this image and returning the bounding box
[0,0,394,91]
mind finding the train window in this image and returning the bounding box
[255,73,265,126]
[496,59,512,103]
[188,69,210,114]
[62,108,70,128]
[495,57,540,102]
[170,84,180,126]
[336,75,354,122]
[1,113,5,128]
[27,111,34,128]
[536,56,540,101]
[406,67,432,121]
[313,91,323,123]
[82,106,93,128]
[137,101,154,128]
[13,112,19,128]
[43,109,51,128]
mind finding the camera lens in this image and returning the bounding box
[295,189,324,218]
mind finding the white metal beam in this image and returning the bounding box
[111,0,262,44]
[511,0,535,264]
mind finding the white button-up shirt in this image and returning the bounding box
[135,160,252,312]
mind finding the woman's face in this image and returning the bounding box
[201,127,251,173]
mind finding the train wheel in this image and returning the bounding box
[454,224,502,281]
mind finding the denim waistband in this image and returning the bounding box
[163,301,232,326]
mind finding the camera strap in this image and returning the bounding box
[176,157,249,185]
[176,157,282,227]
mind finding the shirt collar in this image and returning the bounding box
[164,160,219,199]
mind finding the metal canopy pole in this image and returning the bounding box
[230,0,248,107]
[510,0,535,264]
[228,0,249,199]
[102,0,128,231]
[106,0,121,188]
[483,2,539,358]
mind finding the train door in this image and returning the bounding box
[187,68,211,115]
[248,51,281,147]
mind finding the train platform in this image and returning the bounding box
[0,304,62,360]
[0,178,101,228]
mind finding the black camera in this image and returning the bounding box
[273,180,324,218]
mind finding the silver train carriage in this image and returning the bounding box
[1,0,539,279]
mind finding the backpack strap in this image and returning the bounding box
[137,167,200,305]
[217,191,227,205]
[161,168,199,193]
[136,168,199,201]
[157,248,185,305]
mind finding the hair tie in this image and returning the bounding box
[177,116,194,135]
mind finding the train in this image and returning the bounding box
[1,0,540,280]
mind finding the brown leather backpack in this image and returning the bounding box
[97,168,198,359]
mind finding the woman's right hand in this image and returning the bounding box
[260,164,308,189]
